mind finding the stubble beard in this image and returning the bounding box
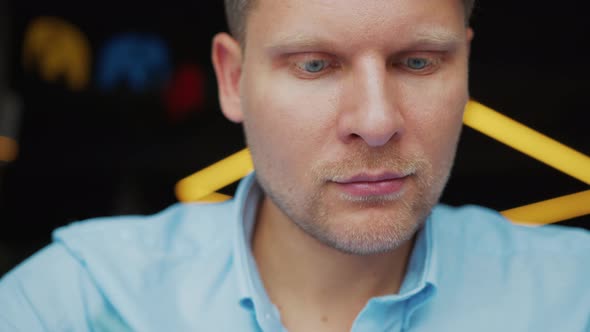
[256,148,454,256]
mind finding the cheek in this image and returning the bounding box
[241,68,341,177]
[400,75,467,164]
[243,69,340,149]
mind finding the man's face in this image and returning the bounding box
[221,0,472,255]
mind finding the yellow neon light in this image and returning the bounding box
[463,100,590,185]
[175,149,253,202]
[175,101,589,225]
[503,190,590,226]
[198,192,232,203]
[0,136,19,162]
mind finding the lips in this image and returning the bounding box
[333,172,409,197]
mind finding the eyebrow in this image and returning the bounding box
[265,28,463,56]
[412,29,463,47]
[265,35,338,56]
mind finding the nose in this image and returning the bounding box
[337,59,404,147]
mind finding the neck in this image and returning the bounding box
[252,196,415,330]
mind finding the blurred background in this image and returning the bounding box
[0,1,588,276]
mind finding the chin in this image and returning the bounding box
[322,222,421,256]
[303,208,427,256]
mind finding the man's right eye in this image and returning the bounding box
[295,59,329,73]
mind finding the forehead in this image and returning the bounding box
[245,0,466,50]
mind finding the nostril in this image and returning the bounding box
[346,133,367,144]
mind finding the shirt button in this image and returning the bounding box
[265,313,271,320]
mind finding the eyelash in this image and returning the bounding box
[291,57,337,79]
[289,53,443,78]
[395,55,441,74]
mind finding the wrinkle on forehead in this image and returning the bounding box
[249,0,466,53]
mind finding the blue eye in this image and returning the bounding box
[301,59,327,73]
[406,58,429,70]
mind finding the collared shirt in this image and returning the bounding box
[1,173,589,331]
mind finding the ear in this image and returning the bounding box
[212,33,244,123]
[466,27,474,55]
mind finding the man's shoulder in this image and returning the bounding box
[4,200,240,283]
[431,204,589,257]
[52,200,239,263]
[0,200,246,331]
[423,205,589,331]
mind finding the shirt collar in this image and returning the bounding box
[232,172,267,308]
[232,172,284,331]
[232,172,440,327]
[400,212,439,329]
[402,210,440,293]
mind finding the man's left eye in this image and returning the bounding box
[404,57,430,70]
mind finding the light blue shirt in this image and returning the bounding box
[1,173,589,331]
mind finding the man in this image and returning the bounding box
[1,0,588,331]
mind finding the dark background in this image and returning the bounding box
[0,1,588,276]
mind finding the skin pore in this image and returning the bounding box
[212,0,473,330]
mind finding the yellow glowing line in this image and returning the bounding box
[464,100,590,185]
[0,136,19,162]
[503,190,590,226]
[175,149,253,202]
[197,192,232,203]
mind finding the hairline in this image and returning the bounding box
[226,0,475,47]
